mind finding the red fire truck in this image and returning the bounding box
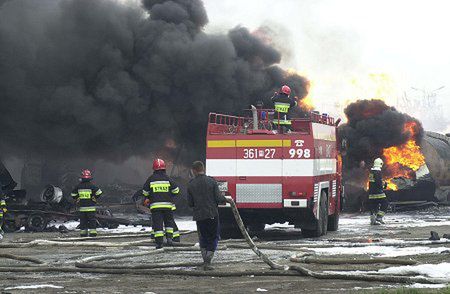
[206,108,343,238]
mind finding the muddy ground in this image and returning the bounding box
[1,207,450,293]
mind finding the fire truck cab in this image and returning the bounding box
[206,108,343,238]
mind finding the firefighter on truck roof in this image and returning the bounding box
[368,158,388,225]
[71,170,103,237]
[142,159,180,249]
[271,85,297,133]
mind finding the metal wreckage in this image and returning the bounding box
[0,161,150,233]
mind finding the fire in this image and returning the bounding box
[386,179,399,191]
[348,72,400,103]
[382,121,426,190]
[336,72,403,120]
[298,95,314,111]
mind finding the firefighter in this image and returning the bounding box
[271,85,297,133]
[0,189,6,240]
[187,161,227,270]
[71,170,103,237]
[368,158,388,225]
[142,159,180,249]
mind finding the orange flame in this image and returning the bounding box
[298,95,314,111]
[382,121,425,190]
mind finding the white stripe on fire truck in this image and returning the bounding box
[312,123,336,141]
[206,159,337,177]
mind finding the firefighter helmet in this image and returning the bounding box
[81,169,92,180]
[373,158,384,169]
[280,85,291,95]
[153,158,166,171]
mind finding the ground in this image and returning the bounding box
[1,207,450,293]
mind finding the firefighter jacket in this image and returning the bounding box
[71,180,103,212]
[368,168,386,199]
[187,174,227,221]
[271,93,297,125]
[142,171,180,210]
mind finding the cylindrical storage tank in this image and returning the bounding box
[421,132,450,201]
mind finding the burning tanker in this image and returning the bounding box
[337,99,450,210]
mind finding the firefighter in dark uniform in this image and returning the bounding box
[0,190,6,240]
[271,85,297,133]
[368,158,388,225]
[71,170,103,237]
[142,159,180,249]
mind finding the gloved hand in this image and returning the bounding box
[143,199,150,207]
[2,207,7,213]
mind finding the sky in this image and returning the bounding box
[202,0,450,132]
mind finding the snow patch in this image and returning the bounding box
[4,284,64,290]
[257,288,268,292]
[52,217,197,233]
[379,263,450,280]
[311,245,449,257]
[408,283,448,289]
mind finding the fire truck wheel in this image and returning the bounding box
[25,214,48,232]
[302,190,328,238]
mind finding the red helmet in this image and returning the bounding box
[81,169,92,179]
[280,85,291,95]
[153,158,166,171]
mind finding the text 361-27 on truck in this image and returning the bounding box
[206,108,344,238]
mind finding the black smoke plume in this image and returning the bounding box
[338,99,424,179]
[0,0,309,165]
[337,99,424,210]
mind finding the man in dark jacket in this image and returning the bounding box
[142,158,180,249]
[271,85,297,133]
[71,170,103,237]
[187,161,226,270]
[368,158,388,225]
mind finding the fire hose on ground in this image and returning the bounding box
[0,198,445,284]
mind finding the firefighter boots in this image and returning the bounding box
[429,231,440,241]
[370,214,380,225]
[376,215,385,225]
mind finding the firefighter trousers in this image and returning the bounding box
[368,197,388,217]
[79,211,97,237]
[169,210,180,242]
[151,209,175,246]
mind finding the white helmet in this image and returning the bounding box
[373,158,384,169]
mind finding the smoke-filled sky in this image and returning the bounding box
[203,0,450,132]
[0,0,308,164]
